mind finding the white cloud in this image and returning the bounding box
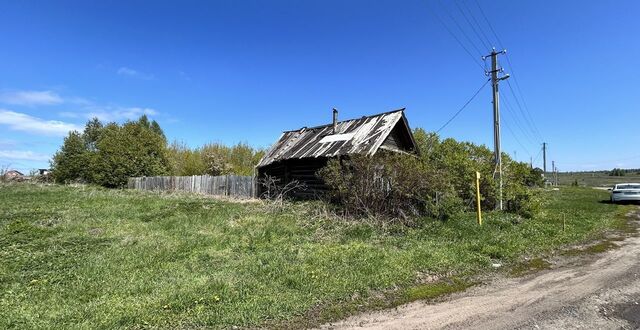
[0,90,63,106]
[0,150,51,162]
[87,107,158,122]
[0,110,81,136]
[117,67,154,80]
[61,106,158,122]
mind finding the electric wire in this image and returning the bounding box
[473,0,504,49]
[426,2,485,70]
[436,0,485,59]
[504,64,545,140]
[505,79,544,141]
[453,0,490,51]
[472,0,546,142]
[447,0,543,150]
[429,0,542,166]
[532,148,543,166]
[501,92,539,146]
[425,79,491,152]
[502,120,531,158]
[434,78,491,134]
[459,0,494,50]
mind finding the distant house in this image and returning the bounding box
[256,108,419,198]
[3,170,25,181]
[38,169,51,176]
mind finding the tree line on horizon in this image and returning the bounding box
[51,116,265,187]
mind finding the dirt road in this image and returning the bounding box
[322,209,640,330]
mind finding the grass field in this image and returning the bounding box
[0,184,633,329]
[558,171,640,187]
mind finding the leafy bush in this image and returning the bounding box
[165,141,264,177]
[320,128,544,222]
[201,142,264,176]
[319,152,456,223]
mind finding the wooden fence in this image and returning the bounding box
[128,175,256,199]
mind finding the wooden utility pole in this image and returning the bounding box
[552,160,556,186]
[483,48,510,211]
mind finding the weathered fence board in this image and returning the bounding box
[128,175,256,199]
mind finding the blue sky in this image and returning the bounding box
[1,0,639,173]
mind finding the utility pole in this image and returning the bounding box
[542,142,547,175]
[483,48,510,211]
[552,160,555,186]
[530,156,533,169]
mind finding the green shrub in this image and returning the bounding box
[319,129,544,223]
[319,152,456,223]
[505,187,542,219]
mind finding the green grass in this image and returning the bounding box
[0,184,633,329]
[558,171,640,187]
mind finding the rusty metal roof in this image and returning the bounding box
[257,109,414,168]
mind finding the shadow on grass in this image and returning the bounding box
[598,200,640,205]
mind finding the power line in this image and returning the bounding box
[454,0,490,51]
[459,0,494,50]
[532,148,543,165]
[436,0,485,58]
[502,103,537,151]
[434,78,491,134]
[426,2,485,70]
[505,79,543,141]
[501,91,539,145]
[473,0,504,47]
[502,120,531,158]
[473,0,545,142]
[504,55,545,140]
[449,1,544,149]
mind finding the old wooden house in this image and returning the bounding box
[256,108,419,198]
[3,170,25,181]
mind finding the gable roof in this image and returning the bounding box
[257,109,417,168]
[5,170,24,176]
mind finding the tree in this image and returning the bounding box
[83,117,103,151]
[150,120,166,141]
[51,131,88,183]
[610,168,625,176]
[96,120,170,187]
[51,116,171,187]
[167,141,206,176]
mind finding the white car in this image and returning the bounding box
[610,183,640,203]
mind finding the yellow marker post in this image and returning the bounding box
[475,171,482,226]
